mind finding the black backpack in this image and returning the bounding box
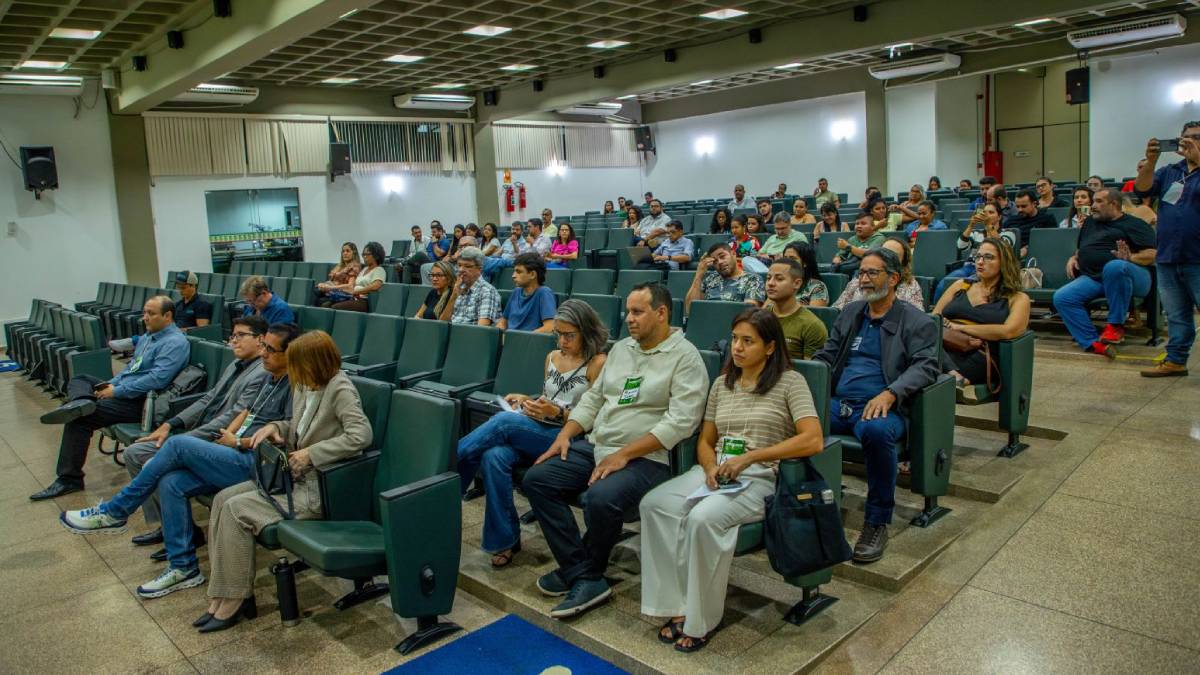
[147,364,208,428]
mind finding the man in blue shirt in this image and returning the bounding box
[31,296,191,500]
[641,220,695,271]
[404,221,452,283]
[240,275,295,325]
[497,253,556,333]
[1137,122,1200,377]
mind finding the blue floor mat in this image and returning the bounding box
[384,614,628,675]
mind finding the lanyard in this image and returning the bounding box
[248,376,286,416]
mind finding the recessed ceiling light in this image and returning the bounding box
[464,25,511,37]
[587,40,629,49]
[1014,18,1053,27]
[432,83,466,89]
[339,9,358,19]
[0,73,80,82]
[617,94,637,100]
[775,62,804,69]
[699,8,748,20]
[691,79,713,86]
[888,42,914,50]
[20,60,68,70]
[384,54,424,63]
[49,28,102,40]
[321,77,358,84]
[194,83,227,90]
[500,64,535,71]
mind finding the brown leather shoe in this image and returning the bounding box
[1141,361,1188,378]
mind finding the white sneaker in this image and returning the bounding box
[108,338,134,355]
[60,505,127,534]
[136,567,206,599]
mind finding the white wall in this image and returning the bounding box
[0,94,126,332]
[885,83,937,197]
[643,92,869,202]
[495,166,643,224]
[150,171,476,274]
[1090,42,1200,178]
[934,76,984,187]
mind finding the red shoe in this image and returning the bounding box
[1089,341,1116,360]
[1099,324,1125,345]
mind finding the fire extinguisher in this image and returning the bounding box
[517,182,526,209]
[503,184,515,213]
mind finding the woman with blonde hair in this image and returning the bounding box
[416,259,457,321]
[314,242,361,306]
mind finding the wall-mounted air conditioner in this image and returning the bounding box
[393,93,476,111]
[171,83,260,104]
[1067,13,1186,49]
[555,102,623,116]
[868,53,961,80]
[0,75,84,96]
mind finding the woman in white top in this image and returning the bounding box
[480,223,503,258]
[455,300,608,567]
[1060,187,1093,228]
[331,241,386,312]
[640,308,823,653]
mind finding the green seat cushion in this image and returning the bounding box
[275,520,386,576]
[1025,288,1056,303]
[113,423,145,446]
[735,521,764,555]
[257,522,282,549]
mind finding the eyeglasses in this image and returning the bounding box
[262,343,284,354]
[555,330,578,341]
[973,253,998,263]
[228,331,257,342]
[429,272,446,278]
[857,268,887,279]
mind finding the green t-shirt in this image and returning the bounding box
[842,232,885,260]
[773,304,829,360]
[760,230,808,256]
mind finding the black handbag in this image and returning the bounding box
[253,440,295,520]
[763,457,852,577]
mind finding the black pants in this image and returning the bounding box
[56,374,144,482]
[635,261,673,272]
[522,439,671,586]
[403,252,431,284]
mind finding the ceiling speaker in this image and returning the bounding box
[167,30,183,49]
[664,48,677,63]
[532,79,544,92]
[132,55,147,71]
[483,89,498,106]
[748,28,762,43]
[853,4,868,22]
[593,65,605,79]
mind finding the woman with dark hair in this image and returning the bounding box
[603,200,615,215]
[416,260,456,321]
[813,202,847,240]
[480,222,502,258]
[331,241,386,312]
[447,224,466,258]
[640,308,823,653]
[1060,186,1093,228]
[745,213,764,235]
[709,207,732,234]
[934,237,1031,394]
[621,205,643,230]
[790,199,816,226]
[782,242,830,306]
[728,215,762,259]
[546,222,579,269]
[928,176,943,191]
[455,299,608,568]
[466,223,483,241]
[314,242,361,306]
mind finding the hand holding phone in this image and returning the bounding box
[1157,137,1181,153]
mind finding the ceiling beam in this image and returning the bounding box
[113,0,381,114]
[474,0,1131,123]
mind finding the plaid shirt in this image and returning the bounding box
[451,279,502,324]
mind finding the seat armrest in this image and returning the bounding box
[342,361,398,383]
[340,354,360,364]
[395,368,443,389]
[188,324,223,342]
[414,379,495,400]
[317,450,381,521]
[68,348,114,381]
[380,472,462,620]
[670,435,698,475]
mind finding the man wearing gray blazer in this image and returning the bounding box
[123,316,269,554]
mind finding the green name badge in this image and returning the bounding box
[617,376,643,406]
[718,436,746,465]
[235,413,256,439]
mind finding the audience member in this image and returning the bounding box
[905,200,948,245]
[790,198,817,225]
[640,307,822,652]
[523,283,707,618]
[643,220,695,271]
[603,200,615,215]
[405,221,450,284]
[1004,190,1058,255]
[831,212,885,276]
[969,176,998,210]
[1060,187,1093,228]
[240,276,295,325]
[636,199,672,248]
[870,198,898,231]
[497,253,557,333]
[933,238,1031,394]
[484,222,523,281]
[539,208,559,240]
[709,207,732,234]
[416,260,456,321]
[110,271,213,354]
[890,185,925,227]
[1086,175,1105,192]
[782,242,830,306]
[60,322,296,599]
[686,244,766,313]
[1053,188,1156,359]
[759,213,807,260]
[457,299,607,567]
[448,247,501,326]
[330,241,386,312]
[525,220,553,257]
[858,186,883,211]
[772,183,788,199]
[990,186,1017,220]
[728,215,762,259]
[1135,122,1200,377]
[31,296,190,500]
[755,199,774,225]
[765,259,828,359]
[644,192,654,204]
[479,223,502,258]
[198,330,371,632]
[928,176,942,191]
[935,204,1018,299]
[617,196,628,212]
[314,242,362,307]
[835,239,925,311]
[814,202,847,239]
[1123,162,1148,192]
[727,184,755,211]
[813,178,839,208]
[958,178,973,192]
[465,223,483,243]
[1035,178,1067,209]
[813,247,938,563]
[409,225,425,252]
[622,204,644,230]
[745,214,765,235]
[546,222,579,269]
[447,224,466,261]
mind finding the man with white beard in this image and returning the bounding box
[812,247,939,565]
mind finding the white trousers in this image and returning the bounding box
[638,464,775,637]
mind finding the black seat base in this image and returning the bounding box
[910,496,951,528]
[396,615,461,655]
[783,586,838,626]
[998,432,1029,459]
[334,578,389,611]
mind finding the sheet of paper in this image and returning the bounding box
[686,480,751,500]
[497,396,516,413]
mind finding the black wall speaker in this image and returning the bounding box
[167,30,184,49]
[1066,67,1089,105]
[20,146,58,197]
[483,89,498,106]
[664,48,677,63]
[593,65,605,79]
[853,4,868,21]
[748,28,762,44]
[330,143,351,177]
[213,0,232,18]
[132,55,147,71]
[532,79,544,92]
[634,126,655,153]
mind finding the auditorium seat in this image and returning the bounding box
[684,300,748,350]
[408,324,502,398]
[403,285,435,318]
[544,268,572,294]
[391,319,450,389]
[570,293,622,337]
[1024,229,1078,304]
[820,273,848,304]
[615,269,664,297]
[666,270,694,301]
[329,310,368,359]
[342,315,406,382]
[298,306,335,335]
[570,269,615,295]
[463,330,558,431]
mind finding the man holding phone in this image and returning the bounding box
[1136,122,1200,377]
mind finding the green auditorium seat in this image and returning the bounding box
[911,230,960,286]
[544,268,571,294]
[463,330,558,431]
[596,229,633,269]
[684,300,749,350]
[387,239,411,261]
[342,315,406,382]
[667,270,695,301]
[278,262,298,277]
[961,331,1036,458]
[285,277,311,306]
[403,285,435,318]
[408,324,502,398]
[370,283,407,316]
[265,261,282,277]
[570,269,615,295]
[329,310,368,359]
[230,261,247,275]
[696,349,724,382]
[809,306,839,334]
[615,269,665,297]
[820,273,848,304]
[1024,228,1079,304]
[570,293,622,337]
[391,319,450,389]
[495,273,516,291]
[274,389,462,654]
[298,306,335,334]
[249,261,267,276]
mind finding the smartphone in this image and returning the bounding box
[1158,137,1181,152]
[1079,205,1091,216]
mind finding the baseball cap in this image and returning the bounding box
[175,270,198,285]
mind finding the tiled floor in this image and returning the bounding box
[3,341,1200,674]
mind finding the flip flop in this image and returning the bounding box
[674,628,718,653]
[490,542,521,568]
[658,618,685,644]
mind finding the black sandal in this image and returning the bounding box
[657,618,685,644]
[490,542,521,568]
[674,630,716,653]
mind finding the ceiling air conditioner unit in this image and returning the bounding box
[393,93,475,111]
[868,53,961,80]
[556,102,623,116]
[0,75,84,96]
[1067,13,1185,49]
[171,83,259,104]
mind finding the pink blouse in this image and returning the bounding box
[550,240,579,257]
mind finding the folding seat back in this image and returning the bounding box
[373,283,408,316]
[570,293,622,337]
[685,300,747,350]
[230,261,246,275]
[911,229,960,281]
[393,319,450,383]
[187,337,226,390]
[1027,228,1078,293]
[495,273,516,291]
[581,228,608,253]
[820,273,848,304]
[299,306,335,334]
[266,277,288,300]
[195,273,212,294]
[329,310,368,357]
[438,324,501,387]
[606,228,633,249]
[265,261,282,277]
[809,306,839,334]
[217,343,235,373]
[349,375,394,452]
[377,389,458,517]
[356,315,405,366]
[615,270,664,298]
[544,268,571,294]
[278,262,298,278]
[250,261,267,276]
[164,271,178,288]
[695,234,728,255]
[388,240,411,260]
[491,330,557,397]
[815,232,841,264]
[285,278,311,306]
[314,262,334,280]
[403,286,436,318]
[570,269,615,295]
[222,275,243,300]
[666,270,694,301]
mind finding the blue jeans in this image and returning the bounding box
[101,435,255,572]
[1157,262,1200,365]
[829,397,906,526]
[1052,259,1151,349]
[457,411,560,552]
[935,262,976,301]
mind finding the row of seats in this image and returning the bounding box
[227,260,335,280]
[4,300,112,394]
[76,283,175,342]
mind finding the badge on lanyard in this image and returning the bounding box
[1162,180,1185,206]
[235,413,256,439]
[128,356,143,373]
[617,376,643,405]
[718,436,746,465]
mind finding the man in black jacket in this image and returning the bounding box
[1004,189,1058,255]
[813,248,939,563]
